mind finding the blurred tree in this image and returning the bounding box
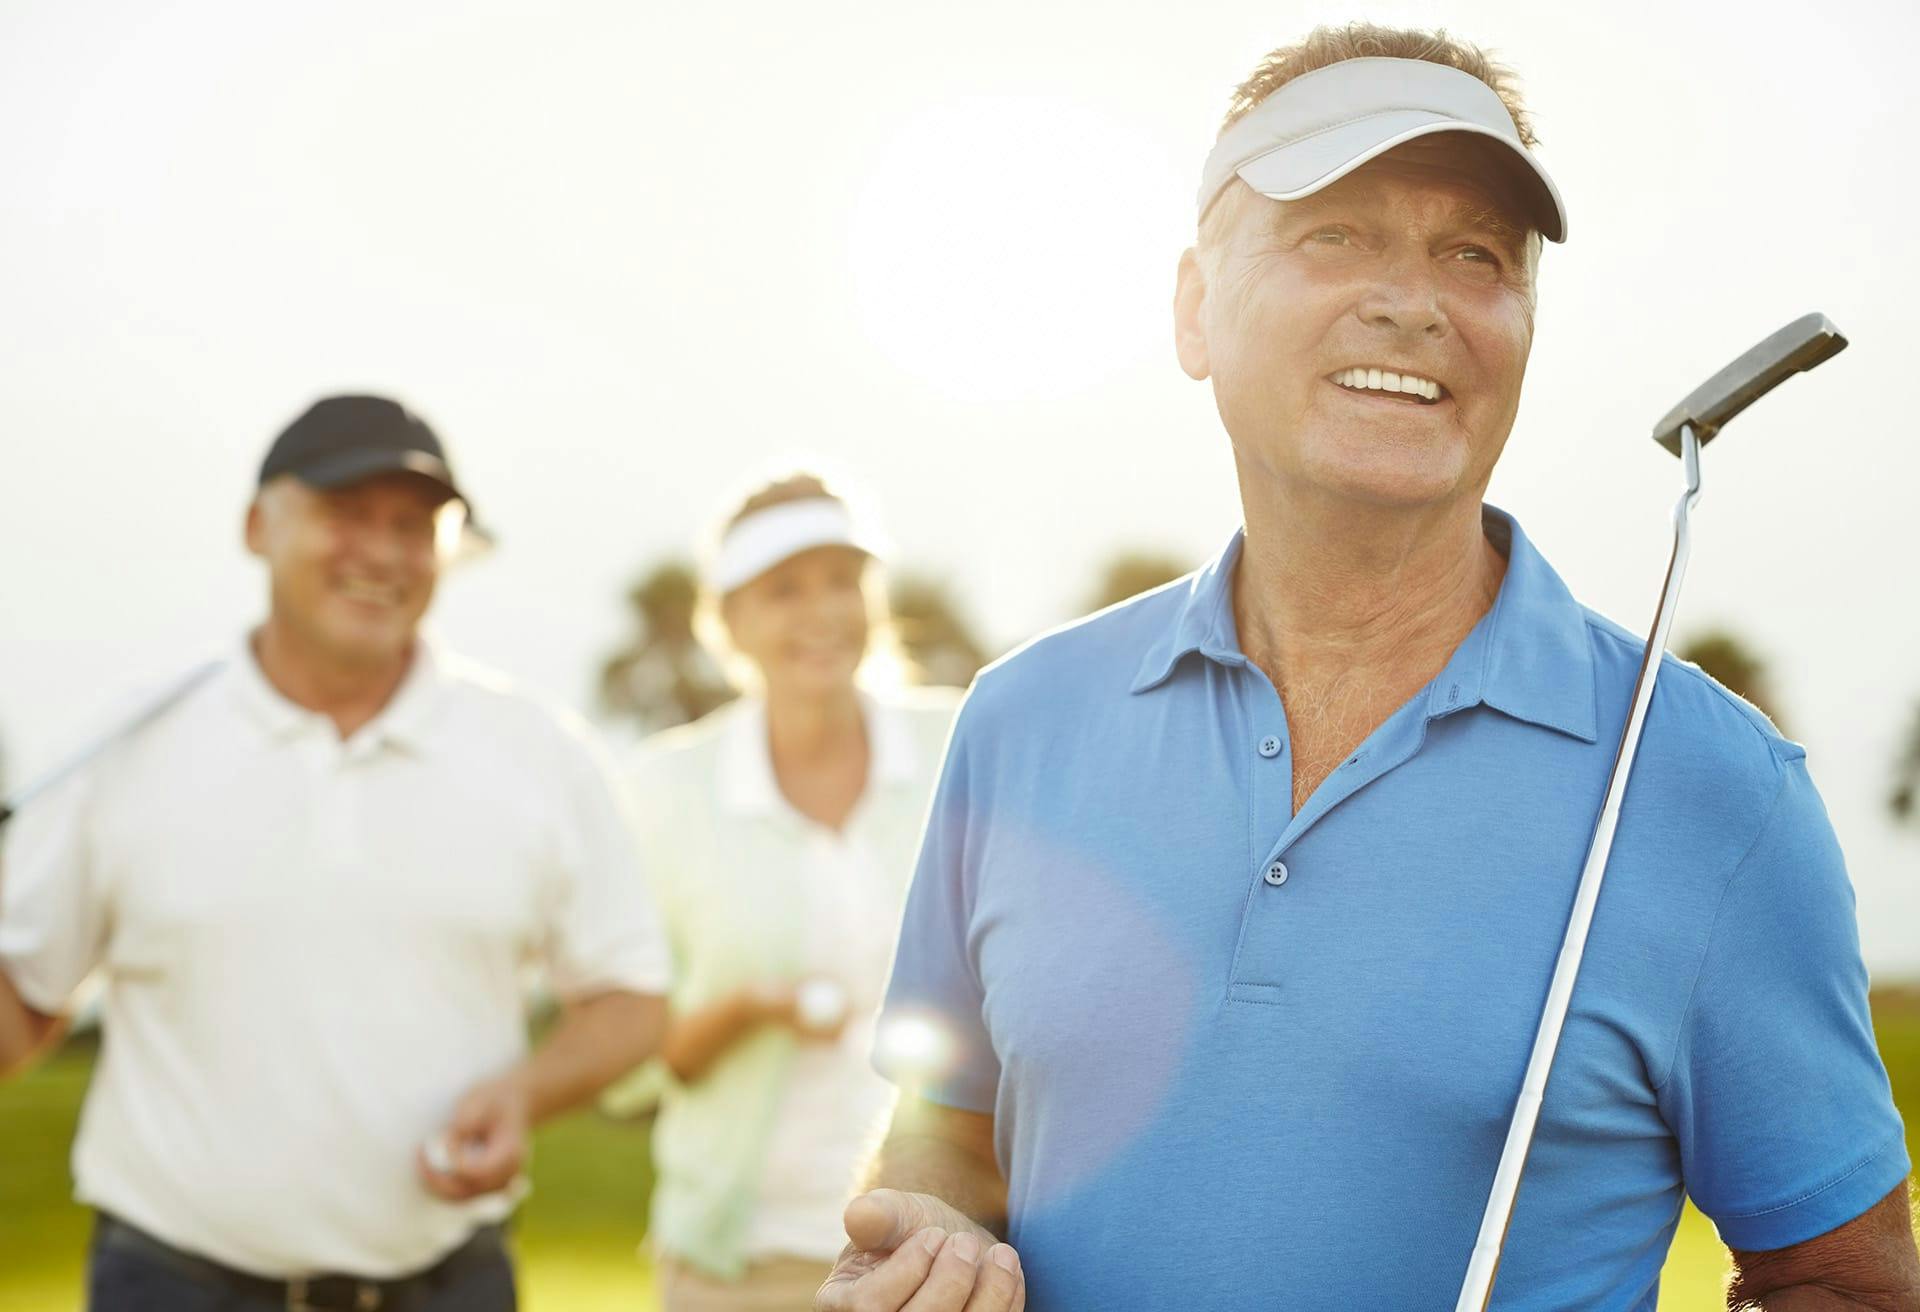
[889,572,993,688]
[1675,628,1788,735]
[598,560,735,735]
[1891,701,1920,824]
[1085,551,1190,615]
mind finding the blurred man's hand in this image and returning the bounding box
[815,1188,1024,1311]
[416,1074,530,1201]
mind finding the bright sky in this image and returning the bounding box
[3,0,1915,971]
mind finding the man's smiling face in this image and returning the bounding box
[1177,135,1539,511]
[246,472,450,668]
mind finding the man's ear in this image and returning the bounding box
[243,496,267,559]
[1173,247,1211,381]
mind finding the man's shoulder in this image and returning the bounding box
[429,649,611,768]
[965,576,1195,719]
[1576,606,1804,814]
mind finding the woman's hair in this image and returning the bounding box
[722,471,840,529]
[697,470,910,692]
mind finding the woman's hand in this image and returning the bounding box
[749,976,851,1042]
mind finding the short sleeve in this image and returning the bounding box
[1658,755,1910,1250]
[0,772,108,1013]
[874,701,1001,1112]
[540,725,673,1000]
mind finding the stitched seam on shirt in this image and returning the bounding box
[1714,1129,1906,1220]
[1226,993,1291,1008]
[1650,759,1794,1094]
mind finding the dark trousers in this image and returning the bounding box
[86,1215,518,1312]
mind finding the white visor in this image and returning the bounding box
[1197,57,1567,243]
[707,497,886,594]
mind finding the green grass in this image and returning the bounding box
[4,997,1916,1310]
[0,1039,662,1312]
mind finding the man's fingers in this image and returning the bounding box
[463,1124,523,1183]
[416,1147,480,1201]
[899,1230,986,1312]
[962,1244,1023,1312]
[814,1227,946,1311]
[448,1095,491,1138]
[844,1188,914,1252]
[845,1188,970,1254]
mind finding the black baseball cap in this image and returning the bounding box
[259,395,474,513]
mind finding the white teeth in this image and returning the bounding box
[339,579,399,604]
[1334,367,1443,401]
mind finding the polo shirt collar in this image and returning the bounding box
[1129,507,1598,743]
[229,635,312,741]
[362,639,445,754]
[1428,509,1598,742]
[228,631,447,754]
[1128,532,1251,694]
[719,691,916,818]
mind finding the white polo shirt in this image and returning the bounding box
[0,638,671,1279]
[631,687,958,1268]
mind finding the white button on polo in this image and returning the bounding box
[1258,735,1282,758]
[1264,861,1289,886]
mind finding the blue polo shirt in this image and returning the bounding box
[878,508,1907,1311]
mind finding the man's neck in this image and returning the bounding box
[251,620,415,741]
[1232,477,1505,694]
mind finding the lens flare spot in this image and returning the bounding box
[874,1012,957,1086]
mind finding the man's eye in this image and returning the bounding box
[1457,245,1499,265]
[1309,228,1351,245]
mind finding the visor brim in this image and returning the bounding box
[1226,114,1566,244]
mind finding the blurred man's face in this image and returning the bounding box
[1177,135,1538,511]
[246,473,449,668]
[722,545,871,700]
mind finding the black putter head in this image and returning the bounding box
[1652,312,1848,456]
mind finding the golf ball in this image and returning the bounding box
[796,978,849,1030]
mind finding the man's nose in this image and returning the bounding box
[350,522,413,570]
[1354,252,1448,338]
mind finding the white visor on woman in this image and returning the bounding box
[1196,56,1568,243]
[707,497,887,594]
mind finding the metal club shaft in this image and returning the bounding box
[1454,309,1846,1309]
[1453,426,1703,1311]
[0,660,225,830]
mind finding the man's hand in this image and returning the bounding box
[815,1188,1025,1311]
[0,966,64,1081]
[416,1074,530,1201]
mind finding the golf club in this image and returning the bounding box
[0,659,226,830]
[1454,312,1849,1311]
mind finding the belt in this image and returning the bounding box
[94,1212,507,1311]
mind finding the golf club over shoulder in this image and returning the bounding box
[1652,312,1848,456]
[1458,313,1852,1310]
